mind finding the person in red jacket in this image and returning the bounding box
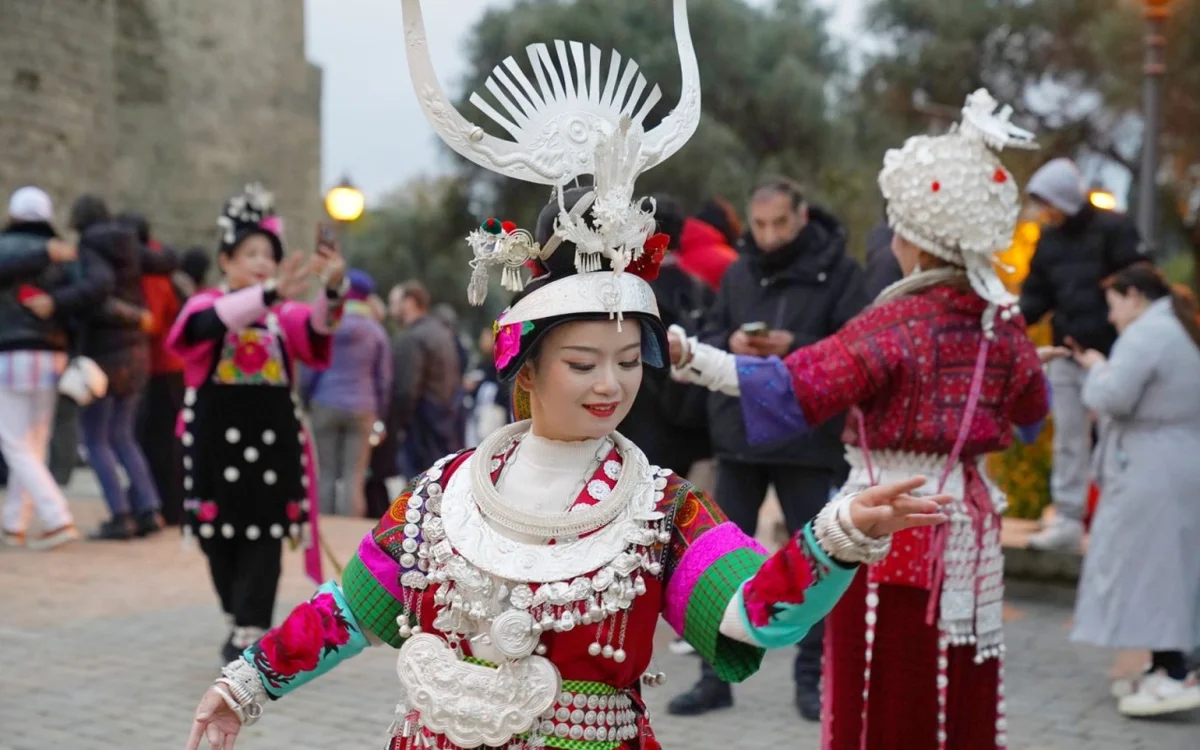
[676,197,741,292]
[120,213,187,527]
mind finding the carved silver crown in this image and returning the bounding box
[401,0,701,308]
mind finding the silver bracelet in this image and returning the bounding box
[813,494,891,565]
[216,659,268,725]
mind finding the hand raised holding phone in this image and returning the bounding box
[312,223,346,290]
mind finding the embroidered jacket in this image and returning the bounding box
[167,285,339,584]
[235,442,858,750]
[735,283,1049,590]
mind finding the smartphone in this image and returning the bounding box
[316,222,338,252]
[741,321,769,338]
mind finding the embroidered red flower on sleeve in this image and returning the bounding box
[256,602,325,678]
[741,533,814,628]
[311,592,352,648]
[251,591,357,686]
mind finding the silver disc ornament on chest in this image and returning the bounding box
[489,609,540,659]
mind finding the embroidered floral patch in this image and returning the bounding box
[213,328,288,386]
[494,320,535,370]
[741,533,813,628]
[248,592,357,687]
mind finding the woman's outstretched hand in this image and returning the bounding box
[275,251,314,301]
[667,325,686,367]
[848,476,952,539]
[185,687,242,750]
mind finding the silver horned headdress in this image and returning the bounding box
[402,0,700,310]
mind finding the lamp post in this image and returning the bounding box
[324,176,366,224]
[1138,0,1173,253]
[323,176,365,261]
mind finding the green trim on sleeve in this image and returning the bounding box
[682,546,768,683]
[341,553,408,647]
[734,522,858,650]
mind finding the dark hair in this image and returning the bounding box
[433,302,458,328]
[750,175,806,211]
[69,194,110,233]
[646,194,685,250]
[181,246,212,287]
[695,196,742,244]
[1105,262,1200,350]
[400,280,431,310]
[116,212,150,244]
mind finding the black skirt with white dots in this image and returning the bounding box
[181,383,310,543]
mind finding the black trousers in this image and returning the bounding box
[199,535,284,629]
[700,460,836,687]
[137,372,185,525]
[48,395,78,487]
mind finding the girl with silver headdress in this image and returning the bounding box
[670,91,1052,749]
[184,3,950,748]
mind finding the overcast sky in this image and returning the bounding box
[304,0,866,205]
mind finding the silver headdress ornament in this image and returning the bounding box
[878,88,1039,337]
[402,0,700,313]
[217,182,276,245]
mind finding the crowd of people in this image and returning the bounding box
[0,187,212,546]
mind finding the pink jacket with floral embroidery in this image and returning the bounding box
[167,288,333,389]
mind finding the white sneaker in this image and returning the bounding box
[27,524,80,550]
[1118,670,1200,717]
[1111,664,1152,699]
[668,638,696,656]
[1027,517,1084,553]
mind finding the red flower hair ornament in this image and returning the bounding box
[626,233,670,281]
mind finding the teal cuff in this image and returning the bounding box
[243,581,371,699]
[735,523,857,650]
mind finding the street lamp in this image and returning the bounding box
[1089,189,1119,212]
[1138,0,1173,253]
[324,177,365,223]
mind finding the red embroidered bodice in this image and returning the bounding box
[784,284,1048,458]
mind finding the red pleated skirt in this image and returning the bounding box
[822,570,1002,750]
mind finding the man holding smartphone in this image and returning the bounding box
[668,176,868,721]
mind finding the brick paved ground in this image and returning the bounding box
[1,479,1196,750]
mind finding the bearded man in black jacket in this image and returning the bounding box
[667,176,868,722]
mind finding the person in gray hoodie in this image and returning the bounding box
[1019,158,1144,552]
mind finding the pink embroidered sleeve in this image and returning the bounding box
[166,291,223,388]
[277,301,333,369]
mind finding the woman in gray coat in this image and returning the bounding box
[1065,263,1200,718]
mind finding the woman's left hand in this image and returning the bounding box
[1073,348,1105,370]
[312,244,346,290]
[848,476,952,539]
[1037,346,1072,364]
[666,325,687,367]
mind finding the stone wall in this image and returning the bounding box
[0,0,118,226]
[0,0,321,250]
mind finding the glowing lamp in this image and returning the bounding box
[325,179,365,223]
[1089,190,1118,211]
